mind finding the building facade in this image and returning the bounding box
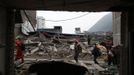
[37,26,62,33]
[37,16,45,29]
[75,27,81,34]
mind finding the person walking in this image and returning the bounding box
[74,40,82,63]
[15,37,25,63]
[92,43,101,64]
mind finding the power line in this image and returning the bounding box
[45,12,90,22]
[24,11,90,22]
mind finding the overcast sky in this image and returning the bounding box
[37,11,111,34]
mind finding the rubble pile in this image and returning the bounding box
[23,34,93,60]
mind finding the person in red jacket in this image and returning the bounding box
[15,37,24,63]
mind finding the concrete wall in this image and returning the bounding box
[37,16,45,29]
[14,10,36,36]
[112,12,121,46]
[14,24,21,37]
[120,11,130,75]
[0,7,7,75]
[21,10,36,27]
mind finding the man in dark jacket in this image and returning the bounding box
[92,44,101,64]
[74,40,82,63]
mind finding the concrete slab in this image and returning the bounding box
[30,47,39,54]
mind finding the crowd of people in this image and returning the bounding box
[73,39,121,67]
[91,41,121,66]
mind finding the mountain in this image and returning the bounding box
[88,13,112,32]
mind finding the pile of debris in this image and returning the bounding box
[23,33,93,60]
